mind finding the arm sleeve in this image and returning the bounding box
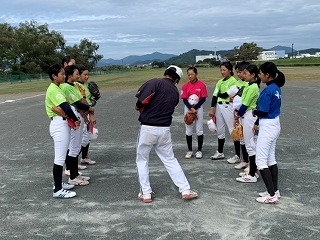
[211,96,218,107]
[183,98,192,109]
[217,92,229,98]
[253,109,268,118]
[194,97,206,110]
[237,105,248,117]
[74,101,90,111]
[59,102,78,122]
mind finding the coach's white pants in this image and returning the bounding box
[256,117,281,169]
[215,103,234,139]
[50,117,71,166]
[184,106,204,136]
[136,125,191,194]
[242,111,257,156]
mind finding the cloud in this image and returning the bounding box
[0,0,320,59]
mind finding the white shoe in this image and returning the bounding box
[77,175,90,181]
[195,151,202,159]
[236,174,257,183]
[256,195,279,204]
[239,170,259,178]
[53,189,76,198]
[138,193,153,203]
[227,155,240,164]
[234,160,248,169]
[210,151,224,160]
[80,157,96,165]
[244,166,250,173]
[185,151,193,159]
[78,165,87,170]
[52,182,75,190]
[64,170,82,176]
[68,176,90,186]
[182,190,199,200]
[259,190,281,198]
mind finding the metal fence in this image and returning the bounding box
[0,71,112,84]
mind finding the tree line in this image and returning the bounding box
[0,20,103,74]
[150,43,263,68]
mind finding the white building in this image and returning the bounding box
[258,51,278,60]
[196,54,220,63]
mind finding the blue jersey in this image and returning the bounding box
[257,82,282,119]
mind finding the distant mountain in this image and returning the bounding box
[97,46,320,67]
[97,52,176,66]
[268,45,296,54]
[166,49,232,65]
[298,48,320,54]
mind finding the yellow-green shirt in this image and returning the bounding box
[236,80,248,88]
[45,83,67,118]
[241,83,259,110]
[60,82,82,106]
[213,76,238,102]
[83,84,92,106]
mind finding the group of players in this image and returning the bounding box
[45,57,284,204]
[179,61,285,204]
[45,56,98,199]
[134,62,285,204]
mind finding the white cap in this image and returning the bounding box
[167,65,183,79]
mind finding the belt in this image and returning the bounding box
[218,101,229,104]
[50,116,66,120]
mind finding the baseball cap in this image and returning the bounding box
[167,65,183,79]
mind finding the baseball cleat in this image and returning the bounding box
[210,151,224,160]
[182,190,199,200]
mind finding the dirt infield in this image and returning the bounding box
[0,80,319,240]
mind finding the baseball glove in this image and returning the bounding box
[88,81,101,102]
[184,112,197,125]
[231,123,243,141]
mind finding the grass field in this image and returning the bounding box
[0,66,319,95]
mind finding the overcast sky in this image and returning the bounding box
[1,0,319,59]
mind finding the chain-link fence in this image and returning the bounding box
[0,73,46,84]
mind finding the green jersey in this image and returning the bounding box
[83,84,92,106]
[213,76,238,102]
[45,83,67,118]
[60,83,82,106]
[236,80,248,88]
[241,83,259,110]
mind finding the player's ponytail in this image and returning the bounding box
[259,62,285,87]
[275,70,285,87]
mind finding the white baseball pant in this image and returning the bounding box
[68,112,85,157]
[82,123,90,147]
[242,111,257,156]
[50,116,71,166]
[184,106,204,136]
[256,117,281,169]
[215,103,234,139]
[136,125,191,194]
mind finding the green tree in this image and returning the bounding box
[225,42,262,62]
[63,38,103,70]
[151,61,164,68]
[0,23,18,73]
[0,20,103,74]
[15,20,66,73]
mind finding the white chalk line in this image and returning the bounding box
[0,93,44,105]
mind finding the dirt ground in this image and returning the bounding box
[0,79,319,240]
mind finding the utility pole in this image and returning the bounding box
[291,43,294,59]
